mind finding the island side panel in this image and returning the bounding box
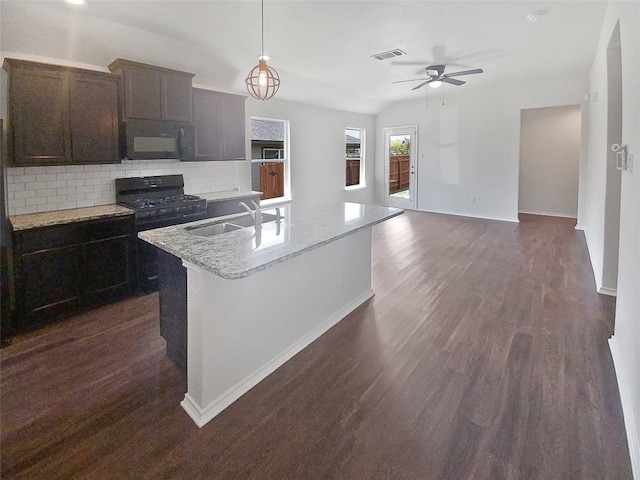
[181,228,373,427]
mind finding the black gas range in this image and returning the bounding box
[116,175,208,230]
[116,175,209,293]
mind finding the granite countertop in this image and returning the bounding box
[10,204,134,231]
[139,200,403,280]
[197,190,262,202]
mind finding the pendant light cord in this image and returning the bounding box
[261,0,265,57]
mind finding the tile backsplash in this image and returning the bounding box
[6,160,238,216]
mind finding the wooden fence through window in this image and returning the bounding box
[389,155,410,193]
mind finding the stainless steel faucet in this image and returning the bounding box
[239,201,262,228]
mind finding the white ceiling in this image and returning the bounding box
[1,0,608,115]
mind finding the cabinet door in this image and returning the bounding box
[192,88,220,160]
[9,66,71,166]
[20,245,82,323]
[123,66,162,120]
[192,89,246,161]
[218,94,246,161]
[162,72,192,122]
[83,235,132,302]
[69,72,119,164]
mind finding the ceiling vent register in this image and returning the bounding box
[371,49,406,61]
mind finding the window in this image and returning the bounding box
[250,117,290,203]
[345,128,365,188]
[262,148,284,159]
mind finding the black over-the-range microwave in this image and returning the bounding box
[124,119,195,161]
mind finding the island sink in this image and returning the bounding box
[185,212,281,237]
[188,223,243,236]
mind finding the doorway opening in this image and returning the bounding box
[518,105,581,219]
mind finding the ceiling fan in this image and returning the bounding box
[394,64,483,90]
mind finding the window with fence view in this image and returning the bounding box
[251,118,289,201]
[346,128,364,187]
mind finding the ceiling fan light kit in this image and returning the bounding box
[245,0,280,100]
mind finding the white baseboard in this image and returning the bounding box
[598,286,617,297]
[609,336,640,479]
[181,288,375,428]
[419,208,519,224]
[517,209,577,219]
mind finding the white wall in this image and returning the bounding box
[375,76,589,223]
[587,2,640,477]
[244,97,376,205]
[519,105,581,218]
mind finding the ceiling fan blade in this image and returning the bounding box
[392,78,429,84]
[444,68,484,78]
[412,80,431,91]
[442,78,465,86]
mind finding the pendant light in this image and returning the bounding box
[245,0,280,100]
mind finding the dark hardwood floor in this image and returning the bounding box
[1,211,632,479]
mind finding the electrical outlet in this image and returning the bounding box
[470,196,476,204]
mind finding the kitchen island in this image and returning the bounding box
[139,200,402,427]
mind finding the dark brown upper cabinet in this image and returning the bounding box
[3,59,119,167]
[192,88,246,161]
[108,59,194,123]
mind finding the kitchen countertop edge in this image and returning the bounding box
[198,190,262,202]
[10,204,134,231]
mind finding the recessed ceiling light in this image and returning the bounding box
[527,11,545,23]
[65,0,85,5]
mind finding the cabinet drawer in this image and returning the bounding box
[17,217,133,253]
[78,217,133,241]
[18,224,81,253]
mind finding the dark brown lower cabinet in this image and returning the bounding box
[158,249,187,374]
[12,215,135,331]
